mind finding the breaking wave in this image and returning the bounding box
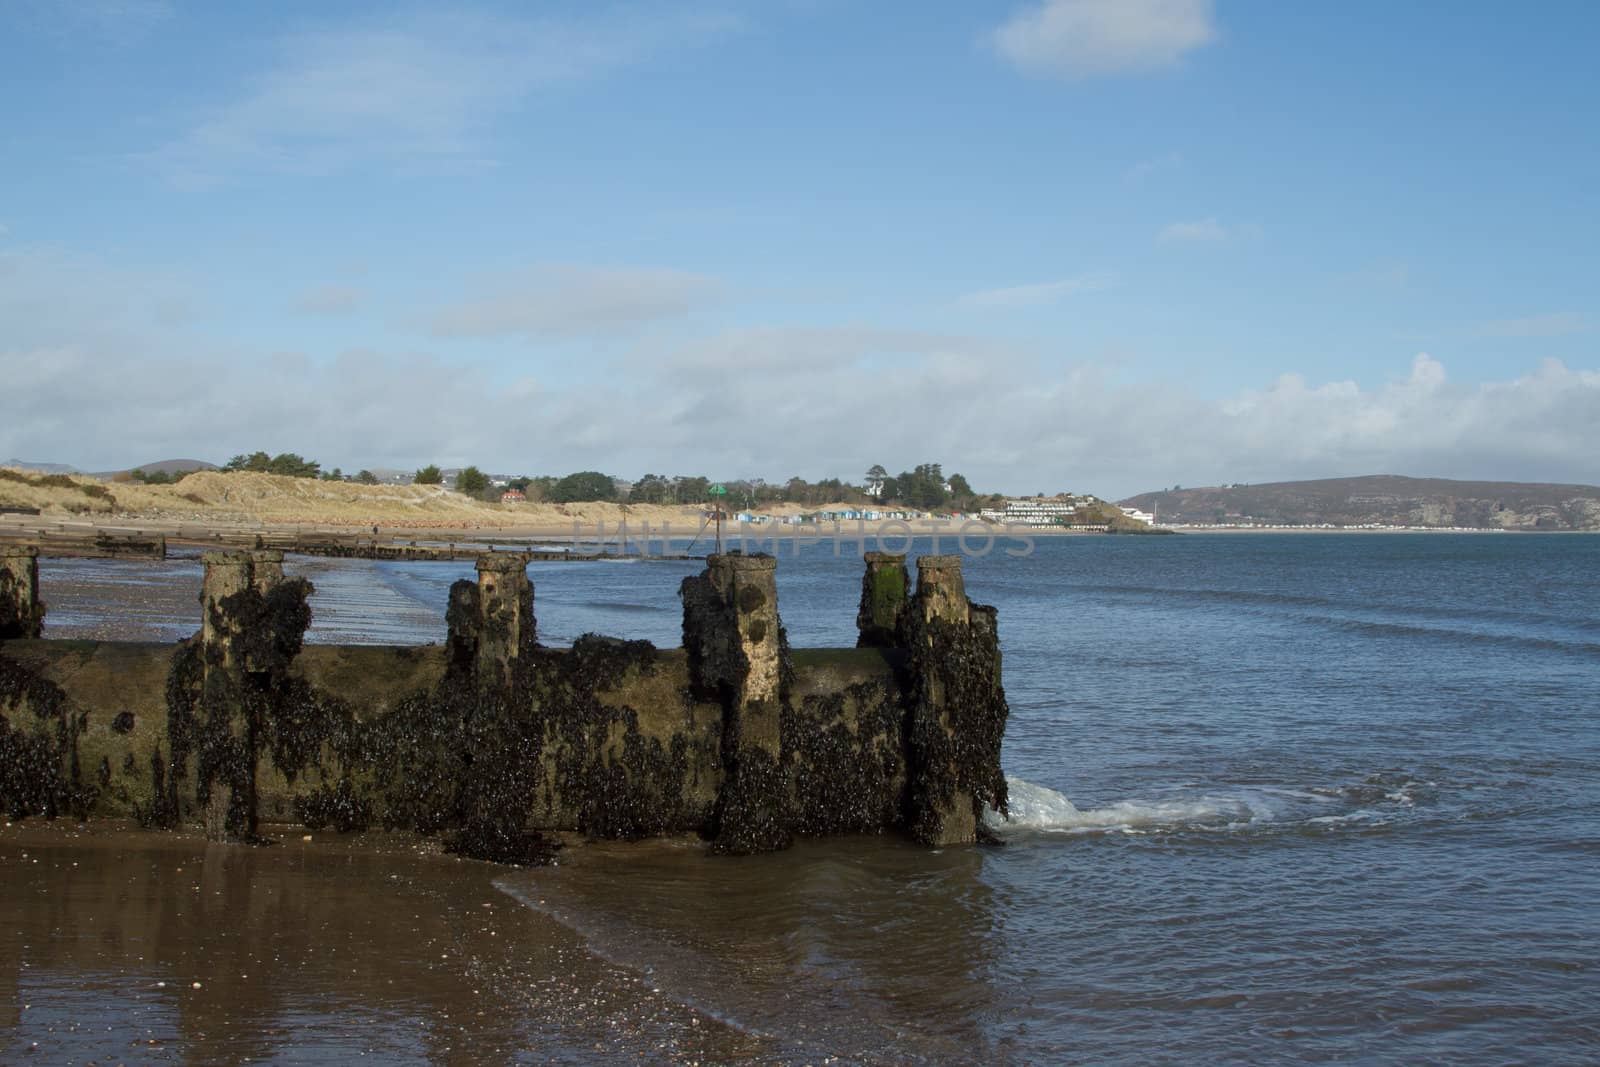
[985,776,1275,835]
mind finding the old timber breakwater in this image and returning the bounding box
[0,544,1008,861]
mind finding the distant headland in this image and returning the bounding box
[1121,475,1600,532]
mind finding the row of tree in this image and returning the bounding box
[216,452,999,510]
[221,451,385,485]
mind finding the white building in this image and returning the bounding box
[979,498,1086,528]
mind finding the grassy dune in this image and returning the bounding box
[0,467,827,532]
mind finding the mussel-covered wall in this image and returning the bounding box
[0,547,1007,861]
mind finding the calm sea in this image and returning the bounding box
[26,533,1600,1063]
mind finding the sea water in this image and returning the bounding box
[24,534,1600,1062]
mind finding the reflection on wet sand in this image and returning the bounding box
[0,823,769,1063]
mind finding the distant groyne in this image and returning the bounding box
[0,544,1008,860]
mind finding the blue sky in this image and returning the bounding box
[2,0,1596,497]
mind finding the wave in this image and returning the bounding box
[1068,583,1600,655]
[988,771,1457,841]
[1070,582,1600,634]
[1320,616,1600,656]
[984,777,1275,835]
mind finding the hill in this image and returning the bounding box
[115,458,219,477]
[2,459,78,475]
[1120,476,1600,531]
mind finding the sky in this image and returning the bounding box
[2,0,1597,499]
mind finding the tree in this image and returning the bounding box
[551,470,616,503]
[225,451,272,472]
[524,476,557,503]
[947,473,973,499]
[414,465,443,485]
[630,473,671,505]
[865,463,888,498]
[222,451,320,478]
[674,475,710,503]
[267,453,321,478]
[454,466,490,496]
[321,467,344,482]
[355,470,379,485]
[815,477,853,504]
[896,463,948,510]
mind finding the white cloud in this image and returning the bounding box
[1476,311,1590,339]
[992,0,1216,80]
[427,265,722,339]
[142,8,738,184]
[4,246,1599,497]
[956,277,1103,309]
[1159,216,1228,242]
[295,284,364,315]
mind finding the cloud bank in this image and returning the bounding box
[426,265,722,339]
[5,246,1596,498]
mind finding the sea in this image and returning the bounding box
[14,533,1600,1063]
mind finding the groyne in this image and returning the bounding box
[0,546,1008,860]
[0,522,701,562]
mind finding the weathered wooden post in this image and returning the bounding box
[0,544,44,639]
[856,550,908,648]
[914,554,968,629]
[473,552,535,687]
[683,552,791,853]
[198,550,260,840]
[200,550,251,652]
[195,549,309,842]
[901,554,1009,847]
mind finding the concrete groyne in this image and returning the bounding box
[0,547,1009,860]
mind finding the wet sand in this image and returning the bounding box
[35,557,204,642]
[0,820,771,1064]
[36,556,450,646]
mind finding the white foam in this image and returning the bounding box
[985,777,1274,835]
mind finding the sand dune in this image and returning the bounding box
[0,467,872,533]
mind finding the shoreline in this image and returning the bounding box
[4,513,1588,552]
